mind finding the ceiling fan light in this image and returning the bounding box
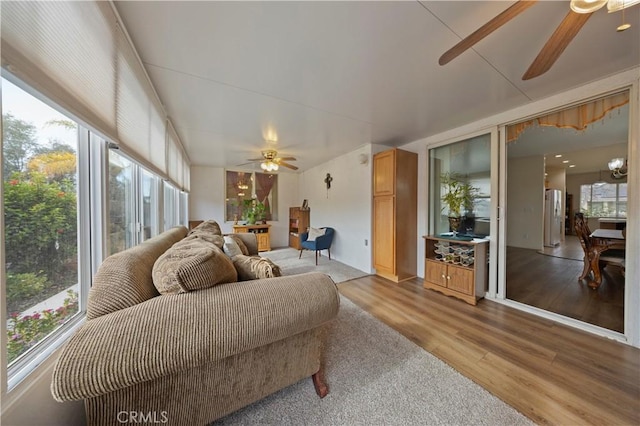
[607,0,640,12]
[260,162,268,171]
[608,157,624,170]
[570,0,608,13]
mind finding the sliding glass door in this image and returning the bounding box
[500,91,630,334]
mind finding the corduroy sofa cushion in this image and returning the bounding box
[152,238,237,294]
[87,226,189,320]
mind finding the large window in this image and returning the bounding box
[108,150,135,255]
[141,169,159,240]
[580,183,627,218]
[163,182,179,230]
[225,171,278,222]
[2,78,81,366]
[2,77,189,389]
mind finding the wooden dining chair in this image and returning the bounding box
[574,212,625,288]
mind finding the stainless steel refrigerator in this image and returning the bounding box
[544,189,563,247]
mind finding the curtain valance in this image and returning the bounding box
[507,91,629,143]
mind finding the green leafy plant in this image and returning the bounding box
[4,172,77,282]
[440,172,479,218]
[242,199,266,224]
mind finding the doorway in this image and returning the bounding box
[503,91,629,333]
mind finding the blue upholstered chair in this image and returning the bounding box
[299,227,335,265]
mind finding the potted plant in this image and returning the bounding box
[242,199,266,224]
[440,172,479,234]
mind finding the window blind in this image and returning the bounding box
[167,120,189,190]
[1,1,118,142]
[1,0,189,189]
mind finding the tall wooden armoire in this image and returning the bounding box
[372,148,418,282]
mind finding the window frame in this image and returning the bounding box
[225,170,278,223]
[1,83,91,390]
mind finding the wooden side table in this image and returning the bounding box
[232,224,271,252]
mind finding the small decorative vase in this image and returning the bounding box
[448,216,461,235]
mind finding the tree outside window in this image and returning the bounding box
[2,78,79,364]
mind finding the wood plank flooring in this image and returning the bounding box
[339,275,640,425]
[507,246,625,332]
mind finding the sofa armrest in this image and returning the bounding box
[51,272,339,401]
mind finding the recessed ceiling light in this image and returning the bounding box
[569,165,576,168]
[555,154,563,158]
[562,160,569,163]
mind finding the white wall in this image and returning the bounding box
[506,156,545,250]
[190,166,226,227]
[189,166,299,248]
[298,145,375,273]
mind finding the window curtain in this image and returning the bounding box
[507,91,629,143]
[1,0,190,191]
[254,172,276,218]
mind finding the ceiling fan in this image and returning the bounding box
[439,0,639,80]
[242,149,298,171]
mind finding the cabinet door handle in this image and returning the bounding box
[441,274,446,279]
[447,276,451,280]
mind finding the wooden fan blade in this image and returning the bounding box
[439,0,538,66]
[246,157,263,162]
[278,161,299,170]
[236,161,257,167]
[277,156,297,161]
[522,10,593,80]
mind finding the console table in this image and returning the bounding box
[232,224,271,252]
[423,235,489,305]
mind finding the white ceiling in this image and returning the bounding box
[114,1,640,172]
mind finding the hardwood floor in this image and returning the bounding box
[507,246,625,332]
[339,275,640,425]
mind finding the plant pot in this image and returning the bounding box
[448,216,461,233]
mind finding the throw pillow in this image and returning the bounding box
[228,234,250,255]
[223,236,243,257]
[232,255,282,281]
[152,238,237,294]
[306,227,326,242]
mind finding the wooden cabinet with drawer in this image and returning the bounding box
[422,235,488,305]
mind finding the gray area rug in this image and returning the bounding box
[261,247,369,283]
[214,296,532,425]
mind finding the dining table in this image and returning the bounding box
[587,228,626,287]
[590,229,625,241]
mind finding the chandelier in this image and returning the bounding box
[608,157,628,179]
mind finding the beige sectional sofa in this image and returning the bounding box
[51,224,340,426]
